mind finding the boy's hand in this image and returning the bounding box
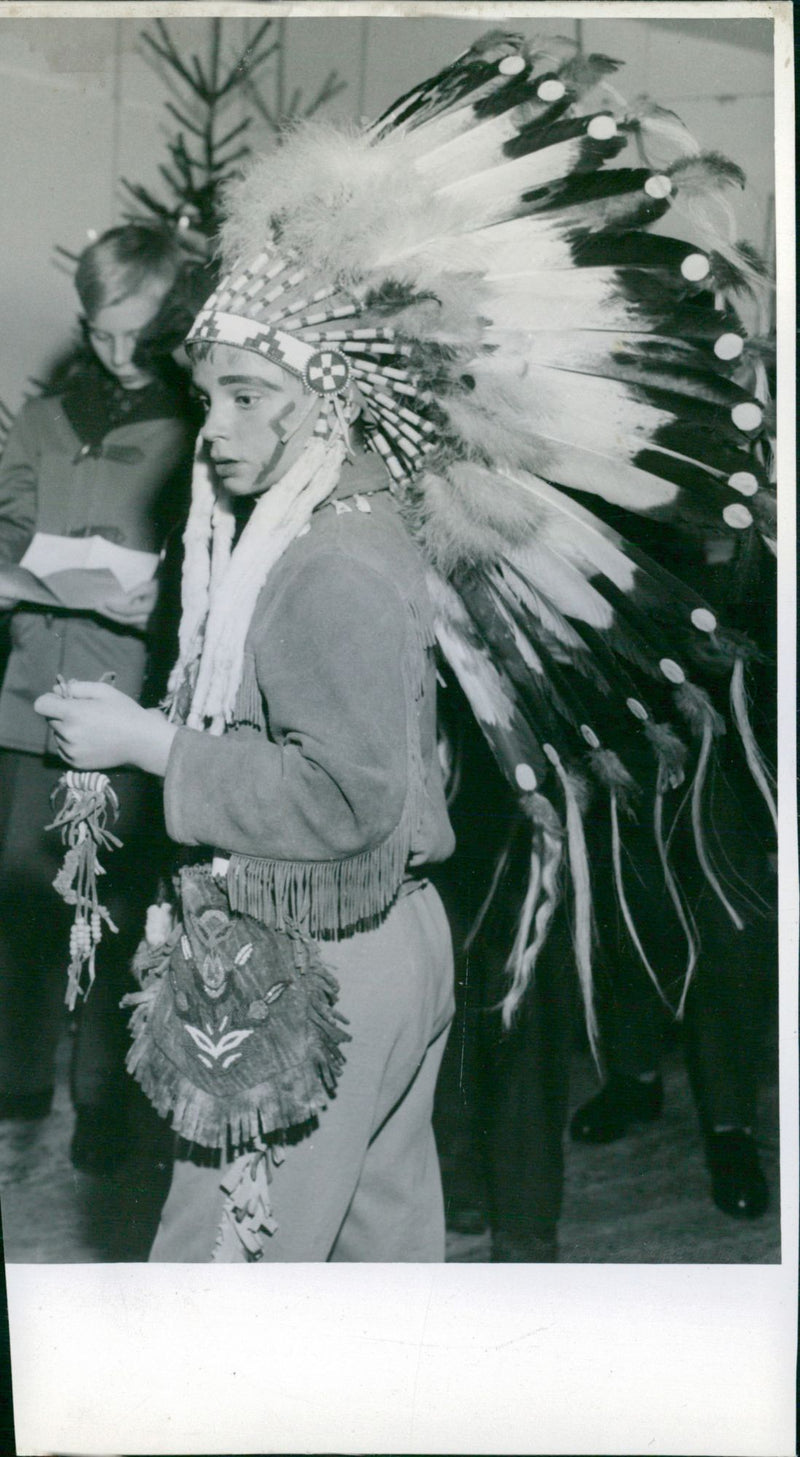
[99,578,159,630]
[33,679,177,777]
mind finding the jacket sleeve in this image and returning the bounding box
[0,404,39,564]
[163,549,411,861]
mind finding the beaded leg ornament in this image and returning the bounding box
[48,770,121,1010]
[215,1140,279,1261]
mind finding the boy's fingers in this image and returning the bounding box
[33,692,67,717]
[56,679,116,701]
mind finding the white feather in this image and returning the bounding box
[520,434,681,510]
[505,475,639,592]
[508,539,616,628]
[479,363,675,443]
[436,137,586,223]
[482,273,648,332]
[496,566,587,651]
[414,108,524,184]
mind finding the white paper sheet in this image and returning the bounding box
[20,533,160,592]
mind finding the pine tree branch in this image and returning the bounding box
[230,16,274,71]
[214,115,252,152]
[218,38,279,99]
[212,146,250,173]
[142,23,197,92]
[189,53,209,103]
[158,163,188,198]
[119,183,173,218]
[164,100,207,140]
[241,77,279,133]
[169,142,196,189]
[305,71,347,117]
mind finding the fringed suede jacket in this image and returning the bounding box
[163,450,455,940]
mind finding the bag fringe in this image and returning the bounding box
[124,942,351,1150]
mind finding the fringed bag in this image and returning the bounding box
[125,863,351,1151]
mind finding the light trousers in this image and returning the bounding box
[150,878,455,1262]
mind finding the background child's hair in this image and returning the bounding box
[75,223,182,319]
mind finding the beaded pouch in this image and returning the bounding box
[125,863,350,1151]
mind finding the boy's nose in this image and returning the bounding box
[111,336,133,368]
[203,406,228,442]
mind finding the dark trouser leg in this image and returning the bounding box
[0,753,69,1103]
[433,827,573,1256]
[480,906,575,1253]
[681,893,777,1135]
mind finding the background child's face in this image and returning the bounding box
[193,345,316,497]
[86,279,174,390]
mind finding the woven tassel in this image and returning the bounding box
[543,745,598,1062]
[501,793,563,1027]
[675,681,744,931]
[47,770,121,1010]
[730,654,778,833]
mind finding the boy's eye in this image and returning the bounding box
[235,392,259,408]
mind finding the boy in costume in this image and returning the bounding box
[36,33,776,1260]
[0,225,196,1169]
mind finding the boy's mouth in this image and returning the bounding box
[212,459,240,478]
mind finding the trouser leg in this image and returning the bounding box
[682,892,776,1133]
[434,820,574,1248]
[0,753,68,1101]
[482,908,574,1246]
[330,1021,450,1262]
[150,881,455,1263]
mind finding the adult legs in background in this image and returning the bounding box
[432,703,574,1262]
[150,879,454,1262]
[570,777,777,1219]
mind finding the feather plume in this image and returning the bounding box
[197,29,775,1036]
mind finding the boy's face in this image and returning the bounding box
[192,345,315,497]
[86,279,173,391]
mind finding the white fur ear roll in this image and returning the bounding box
[167,442,221,698]
[187,433,348,733]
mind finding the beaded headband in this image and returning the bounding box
[186,247,438,479]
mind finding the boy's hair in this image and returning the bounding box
[74,224,182,319]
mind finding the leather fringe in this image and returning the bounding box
[226,585,437,938]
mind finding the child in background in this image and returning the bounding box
[0,225,197,1172]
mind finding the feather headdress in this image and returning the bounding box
[176,30,776,1048]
